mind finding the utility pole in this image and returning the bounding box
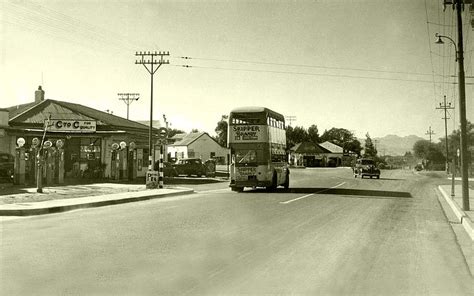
[285,116,297,126]
[436,95,454,173]
[118,93,139,120]
[454,0,470,211]
[135,51,169,188]
[425,126,435,143]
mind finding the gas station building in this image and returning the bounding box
[0,86,158,185]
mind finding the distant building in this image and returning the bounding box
[319,141,344,167]
[289,141,326,167]
[167,132,229,164]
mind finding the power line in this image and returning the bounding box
[173,64,464,84]
[175,56,436,77]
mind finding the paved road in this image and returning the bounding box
[1,168,472,295]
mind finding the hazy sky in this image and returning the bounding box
[1,0,473,140]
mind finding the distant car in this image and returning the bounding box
[173,158,207,177]
[353,158,380,179]
[154,161,178,177]
[0,152,14,183]
[414,163,423,171]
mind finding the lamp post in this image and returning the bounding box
[436,25,469,210]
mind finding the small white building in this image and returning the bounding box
[167,132,229,164]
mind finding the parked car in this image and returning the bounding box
[0,152,14,183]
[353,158,380,179]
[154,161,178,177]
[173,158,207,177]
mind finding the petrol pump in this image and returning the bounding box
[56,139,65,184]
[119,141,128,180]
[43,140,54,186]
[28,138,39,185]
[14,137,26,185]
[128,142,137,180]
[111,143,119,180]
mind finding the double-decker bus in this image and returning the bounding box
[228,106,289,192]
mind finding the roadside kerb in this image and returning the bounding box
[438,186,474,241]
[0,187,194,216]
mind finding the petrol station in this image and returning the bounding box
[0,86,163,187]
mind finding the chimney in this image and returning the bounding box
[35,85,45,103]
[0,108,9,127]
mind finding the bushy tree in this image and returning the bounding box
[167,128,185,138]
[321,127,362,156]
[308,124,320,144]
[286,126,309,149]
[214,115,228,147]
[413,139,446,166]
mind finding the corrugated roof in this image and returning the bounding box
[7,99,151,131]
[290,142,326,154]
[319,141,343,153]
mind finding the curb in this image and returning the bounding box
[0,188,194,216]
[438,186,474,241]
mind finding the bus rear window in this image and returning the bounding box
[236,150,257,164]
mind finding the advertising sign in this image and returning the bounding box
[48,119,96,133]
[229,125,268,143]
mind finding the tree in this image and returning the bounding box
[286,126,309,149]
[167,128,185,138]
[321,127,362,156]
[413,139,446,169]
[214,115,228,147]
[437,121,473,161]
[308,124,320,144]
[364,133,377,158]
[191,128,199,133]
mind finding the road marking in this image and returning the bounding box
[280,182,346,204]
[195,188,230,194]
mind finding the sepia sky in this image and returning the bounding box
[1,0,473,139]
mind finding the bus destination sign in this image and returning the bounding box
[231,125,267,142]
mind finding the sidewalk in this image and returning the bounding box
[438,184,474,241]
[0,183,194,216]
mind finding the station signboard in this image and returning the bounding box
[48,119,96,133]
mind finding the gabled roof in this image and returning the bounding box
[7,99,151,131]
[170,132,207,146]
[319,141,344,153]
[290,142,326,154]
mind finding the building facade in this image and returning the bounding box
[167,132,229,164]
[1,86,160,184]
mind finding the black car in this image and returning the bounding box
[353,158,380,179]
[173,158,207,177]
[154,161,178,177]
[0,152,14,183]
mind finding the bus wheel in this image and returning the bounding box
[231,186,243,192]
[283,173,289,189]
[266,173,277,191]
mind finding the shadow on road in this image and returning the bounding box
[248,187,412,198]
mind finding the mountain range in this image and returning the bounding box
[359,135,425,156]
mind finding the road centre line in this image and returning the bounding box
[280,182,346,204]
[195,188,230,194]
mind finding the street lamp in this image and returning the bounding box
[435,30,470,211]
[435,33,458,60]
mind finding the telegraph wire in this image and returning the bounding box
[171,63,461,84]
[174,56,436,77]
